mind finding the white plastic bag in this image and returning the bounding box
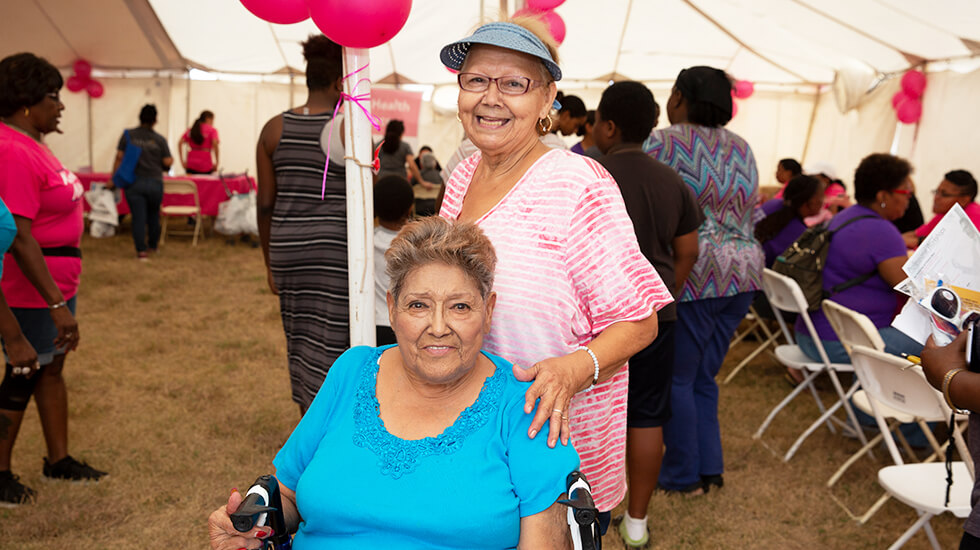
[215,191,257,236]
[84,184,118,238]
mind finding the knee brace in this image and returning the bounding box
[0,364,41,411]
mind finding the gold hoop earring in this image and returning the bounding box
[24,108,29,117]
[538,116,553,134]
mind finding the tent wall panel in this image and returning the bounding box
[802,78,900,195]
[902,67,980,217]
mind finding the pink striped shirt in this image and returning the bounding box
[440,149,672,511]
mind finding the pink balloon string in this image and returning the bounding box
[321,63,383,199]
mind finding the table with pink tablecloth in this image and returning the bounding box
[77,173,255,217]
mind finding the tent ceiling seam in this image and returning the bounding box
[610,0,632,79]
[683,0,811,84]
[789,0,922,70]
[34,0,78,58]
[124,0,185,69]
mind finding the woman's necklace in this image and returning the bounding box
[0,118,42,144]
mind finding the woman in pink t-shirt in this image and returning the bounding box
[179,110,219,174]
[438,20,672,528]
[0,53,107,508]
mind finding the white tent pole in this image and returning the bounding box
[342,47,376,347]
[86,93,94,170]
[800,87,822,165]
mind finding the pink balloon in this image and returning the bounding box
[66,75,87,93]
[309,0,412,49]
[86,80,104,99]
[513,8,565,43]
[240,0,309,24]
[891,90,911,109]
[540,10,566,44]
[731,101,739,117]
[526,0,565,10]
[900,70,926,99]
[73,59,92,80]
[733,80,754,99]
[895,97,922,124]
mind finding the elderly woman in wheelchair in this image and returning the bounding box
[208,217,598,550]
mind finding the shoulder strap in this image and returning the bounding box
[829,214,877,235]
[825,215,882,297]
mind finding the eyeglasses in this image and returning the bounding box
[890,188,912,196]
[46,92,61,103]
[457,73,540,95]
[932,188,967,199]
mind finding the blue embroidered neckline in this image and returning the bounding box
[352,347,504,479]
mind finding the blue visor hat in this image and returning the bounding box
[441,22,562,111]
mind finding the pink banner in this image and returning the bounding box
[370,88,423,137]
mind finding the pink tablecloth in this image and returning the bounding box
[77,173,255,217]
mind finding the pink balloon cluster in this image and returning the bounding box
[65,59,104,99]
[239,0,412,49]
[891,69,926,124]
[513,0,567,45]
[728,79,754,118]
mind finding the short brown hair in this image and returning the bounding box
[385,217,496,301]
[854,153,912,204]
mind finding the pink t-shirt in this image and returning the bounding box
[181,123,219,173]
[0,123,84,308]
[440,149,672,511]
[915,202,980,239]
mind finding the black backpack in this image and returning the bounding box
[772,215,877,311]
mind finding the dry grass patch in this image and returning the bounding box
[0,232,968,549]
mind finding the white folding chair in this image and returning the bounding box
[848,346,974,549]
[723,304,781,384]
[160,179,202,246]
[822,300,947,523]
[753,269,869,461]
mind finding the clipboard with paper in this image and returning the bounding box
[892,203,980,344]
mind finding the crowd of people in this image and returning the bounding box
[2,13,978,550]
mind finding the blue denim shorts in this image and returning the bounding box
[7,296,77,366]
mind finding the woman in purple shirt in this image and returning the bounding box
[795,153,922,363]
[755,175,824,268]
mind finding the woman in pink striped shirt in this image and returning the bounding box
[438,19,672,531]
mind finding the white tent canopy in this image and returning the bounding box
[11,0,980,84]
[4,0,980,211]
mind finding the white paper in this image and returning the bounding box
[894,203,980,341]
[903,203,980,292]
[891,299,934,345]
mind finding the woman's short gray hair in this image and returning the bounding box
[386,217,496,301]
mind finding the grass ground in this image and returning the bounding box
[0,230,968,549]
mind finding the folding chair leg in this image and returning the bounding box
[829,376,871,449]
[784,398,845,461]
[754,368,827,440]
[829,489,891,525]
[887,512,935,550]
[192,215,200,246]
[828,427,891,487]
[722,332,778,385]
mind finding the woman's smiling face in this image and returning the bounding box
[457,45,556,158]
[388,262,495,386]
